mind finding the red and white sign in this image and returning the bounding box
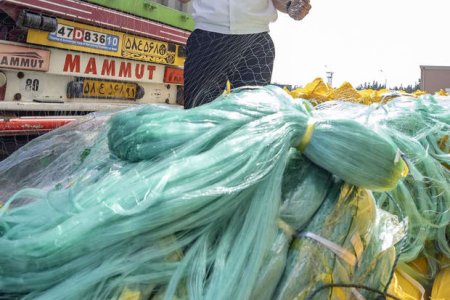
[48,48,165,83]
[0,43,50,72]
[164,67,184,85]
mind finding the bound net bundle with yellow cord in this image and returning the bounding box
[252,151,405,300]
[316,94,450,299]
[0,86,411,299]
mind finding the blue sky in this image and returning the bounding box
[269,0,450,88]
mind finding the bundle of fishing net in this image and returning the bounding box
[373,96,450,291]
[316,95,450,292]
[0,86,408,299]
[274,184,402,300]
[253,151,406,300]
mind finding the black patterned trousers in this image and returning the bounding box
[183,29,275,109]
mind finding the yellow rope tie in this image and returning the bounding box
[225,80,231,95]
[400,159,409,178]
[395,151,410,178]
[297,119,316,153]
[277,219,295,237]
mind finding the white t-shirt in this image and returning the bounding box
[191,0,278,34]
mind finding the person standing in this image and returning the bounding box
[178,0,312,108]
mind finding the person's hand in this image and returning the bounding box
[272,0,290,12]
[287,0,312,21]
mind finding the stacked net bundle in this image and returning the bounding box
[274,183,402,300]
[252,151,405,300]
[0,86,414,299]
[316,95,450,296]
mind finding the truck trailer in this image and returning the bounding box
[0,0,193,159]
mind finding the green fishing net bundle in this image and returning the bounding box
[253,151,405,300]
[316,95,450,288]
[0,86,409,299]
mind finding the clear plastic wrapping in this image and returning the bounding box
[1,86,434,299]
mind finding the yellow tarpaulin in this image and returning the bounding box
[289,77,331,102]
[431,267,450,300]
[388,271,423,300]
[287,78,448,104]
[387,257,429,300]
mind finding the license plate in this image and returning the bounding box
[49,23,120,52]
[82,80,138,99]
[122,35,177,65]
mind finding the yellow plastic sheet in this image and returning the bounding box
[287,78,439,105]
[388,257,429,300]
[412,90,427,97]
[388,271,422,300]
[431,267,450,300]
[436,89,449,96]
[289,77,331,102]
[330,82,362,103]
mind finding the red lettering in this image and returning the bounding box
[147,65,156,80]
[84,57,97,75]
[101,60,115,76]
[63,54,80,73]
[73,28,84,41]
[135,64,144,79]
[118,62,132,78]
[164,68,184,84]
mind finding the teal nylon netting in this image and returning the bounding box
[316,95,450,287]
[0,86,448,299]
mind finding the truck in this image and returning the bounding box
[0,0,194,159]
